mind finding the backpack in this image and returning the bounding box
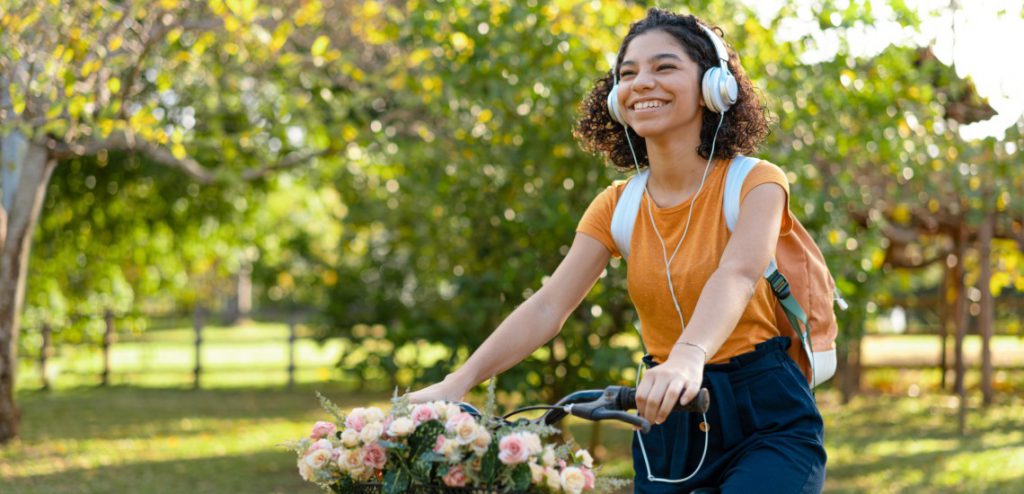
[610,155,847,387]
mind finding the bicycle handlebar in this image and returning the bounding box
[558,386,710,433]
[457,385,710,434]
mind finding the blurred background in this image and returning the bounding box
[0,0,1021,492]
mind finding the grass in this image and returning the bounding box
[2,384,1022,493]
[0,384,388,494]
[6,324,1023,492]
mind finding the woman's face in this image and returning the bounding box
[616,30,704,140]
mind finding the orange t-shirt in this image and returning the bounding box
[576,158,794,364]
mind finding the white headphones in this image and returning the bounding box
[607,23,739,122]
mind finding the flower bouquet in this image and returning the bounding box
[288,387,628,494]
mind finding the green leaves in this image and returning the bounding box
[382,468,410,494]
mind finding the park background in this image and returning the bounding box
[1,0,1023,492]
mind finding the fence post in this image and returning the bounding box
[40,323,53,391]
[287,319,297,389]
[102,310,114,386]
[193,306,204,389]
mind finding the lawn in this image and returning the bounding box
[7,323,1023,492]
[2,384,1022,493]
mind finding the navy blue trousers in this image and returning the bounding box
[631,337,826,493]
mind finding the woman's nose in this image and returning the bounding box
[631,70,656,91]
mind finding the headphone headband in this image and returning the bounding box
[697,23,730,68]
[608,18,740,122]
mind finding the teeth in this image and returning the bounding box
[633,100,665,110]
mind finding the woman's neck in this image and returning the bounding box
[643,131,714,208]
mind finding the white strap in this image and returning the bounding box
[610,169,648,261]
[723,155,777,279]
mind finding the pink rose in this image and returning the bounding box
[498,434,529,465]
[412,404,438,425]
[308,438,333,453]
[582,467,596,490]
[433,434,447,453]
[346,413,366,433]
[362,442,387,470]
[310,421,336,440]
[445,412,473,432]
[443,465,468,487]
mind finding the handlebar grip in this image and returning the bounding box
[625,387,710,414]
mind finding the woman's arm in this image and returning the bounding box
[407,232,611,403]
[635,182,786,425]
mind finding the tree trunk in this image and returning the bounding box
[939,261,952,391]
[978,211,994,406]
[952,228,969,436]
[0,134,57,444]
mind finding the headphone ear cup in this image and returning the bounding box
[702,67,738,114]
[607,83,627,125]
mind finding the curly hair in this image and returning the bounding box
[573,8,770,172]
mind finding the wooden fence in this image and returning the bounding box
[26,308,338,390]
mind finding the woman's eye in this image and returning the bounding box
[619,71,635,78]
[657,64,676,71]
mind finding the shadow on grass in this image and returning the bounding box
[0,449,311,494]
[13,384,392,442]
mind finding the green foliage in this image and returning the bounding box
[9,0,1023,411]
[382,468,410,494]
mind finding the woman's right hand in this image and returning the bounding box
[406,373,472,403]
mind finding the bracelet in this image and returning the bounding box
[674,340,709,363]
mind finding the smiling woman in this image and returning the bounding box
[573,13,769,173]
[406,8,824,494]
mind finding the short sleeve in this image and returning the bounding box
[575,184,622,257]
[740,161,794,236]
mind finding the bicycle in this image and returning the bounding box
[350,385,711,494]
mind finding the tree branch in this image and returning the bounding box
[48,131,327,184]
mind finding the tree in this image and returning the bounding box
[0,0,347,443]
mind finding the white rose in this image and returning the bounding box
[360,422,384,444]
[561,466,587,494]
[574,449,594,469]
[298,458,315,481]
[545,467,562,490]
[388,417,416,437]
[341,428,361,448]
[445,404,462,420]
[337,448,366,477]
[521,432,543,456]
[529,462,545,483]
[364,407,386,424]
[541,445,557,467]
[305,448,332,469]
[454,418,480,445]
[471,428,492,455]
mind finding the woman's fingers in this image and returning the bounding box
[677,380,701,409]
[643,378,671,424]
[656,380,686,425]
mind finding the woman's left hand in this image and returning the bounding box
[634,344,706,427]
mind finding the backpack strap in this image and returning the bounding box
[723,155,778,279]
[610,169,649,261]
[724,156,819,383]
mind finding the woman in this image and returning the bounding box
[409,9,826,493]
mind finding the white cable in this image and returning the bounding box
[621,110,725,485]
[634,360,710,483]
